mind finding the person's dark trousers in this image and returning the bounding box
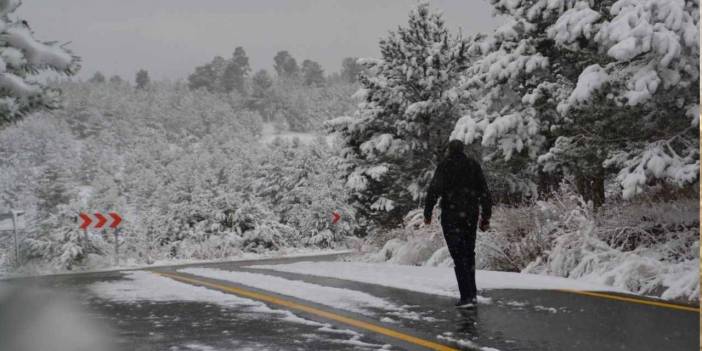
[440,211,478,301]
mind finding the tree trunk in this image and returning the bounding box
[575,166,605,209]
[592,168,605,209]
[537,170,561,199]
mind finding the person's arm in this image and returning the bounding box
[423,163,445,224]
[475,161,492,229]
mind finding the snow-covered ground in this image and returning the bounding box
[180,267,441,321]
[1,249,351,279]
[251,261,624,298]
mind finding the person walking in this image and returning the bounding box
[424,139,492,308]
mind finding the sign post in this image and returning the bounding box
[78,211,123,266]
[114,227,120,266]
[0,210,25,267]
[12,213,17,267]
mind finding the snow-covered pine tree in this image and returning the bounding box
[221,46,250,94]
[135,69,150,89]
[452,0,699,206]
[329,2,470,229]
[109,75,123,84]
[0,0,79,126]
[249,69,274,120]
[273,50,299,79]
[188,63,218,92]
[286,141,357,247]
[340,57,362,84]
[552,0,700,201]
[301,59,325,87]
[450,1,581,204]
[249,138,355,247]
[88,71,105,84]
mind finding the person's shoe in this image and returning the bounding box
[455,298,477,309]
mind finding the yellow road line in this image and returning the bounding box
[557,289,700,313]
[156,271,458,351]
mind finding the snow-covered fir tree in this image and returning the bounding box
[251,138,356,246]
[340,57,362,84]
[135,69,150,89]
[329,2,470,229]
[273,50,299,79]
[222,47,250,94]
[188,63,218,92]
[88,71,105,84]
[451,0,699,206]
[301,59,325,87]
[0,0,79,126]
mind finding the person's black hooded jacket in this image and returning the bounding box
[424,140,492,223]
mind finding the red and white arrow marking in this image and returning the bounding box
[109,212,122,228]
[79,213,92,230]
[94,212,107,228]
[332,211,341,224]
[79,212,122,229]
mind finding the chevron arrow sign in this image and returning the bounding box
[331,211,341,224]
[79,212,122,229]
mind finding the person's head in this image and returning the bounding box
[447,139,465,156]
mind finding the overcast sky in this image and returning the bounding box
[18,0,500,81]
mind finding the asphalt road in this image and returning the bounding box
[1,254,698,351]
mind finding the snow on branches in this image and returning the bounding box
[0,0,79,126]
[329,2,471,228]
[456,0,699,201]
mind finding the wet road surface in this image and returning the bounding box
[1,253,698,351]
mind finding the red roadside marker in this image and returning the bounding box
[332,211,341,224]
[78,212,123,230]
[108,212,122,228]
[79,213,92,230]
[94,212,108,228]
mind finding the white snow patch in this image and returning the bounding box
[181,344,219,351]
[437,334,499,351]
[504,300,528,307]
[562,64,610,110]
[534,305,558,314]
[380,316,397,323]
[89,271,257,305]
[179,267,433,322]
[251,261,623,298]
[88,270,323,328]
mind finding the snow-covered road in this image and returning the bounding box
[2,253,697,351]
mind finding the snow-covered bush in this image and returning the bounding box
[522,184,700,302]
[361,209,445,265]
[230,202,299,253]
[476,203,551,272]
[250,138,357,248]
[476,181,699,301]
[242,222,297,253]
[360,182,699,302]
[19,201,110,272]
[233,202,275,234]
[171,232,243,260]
